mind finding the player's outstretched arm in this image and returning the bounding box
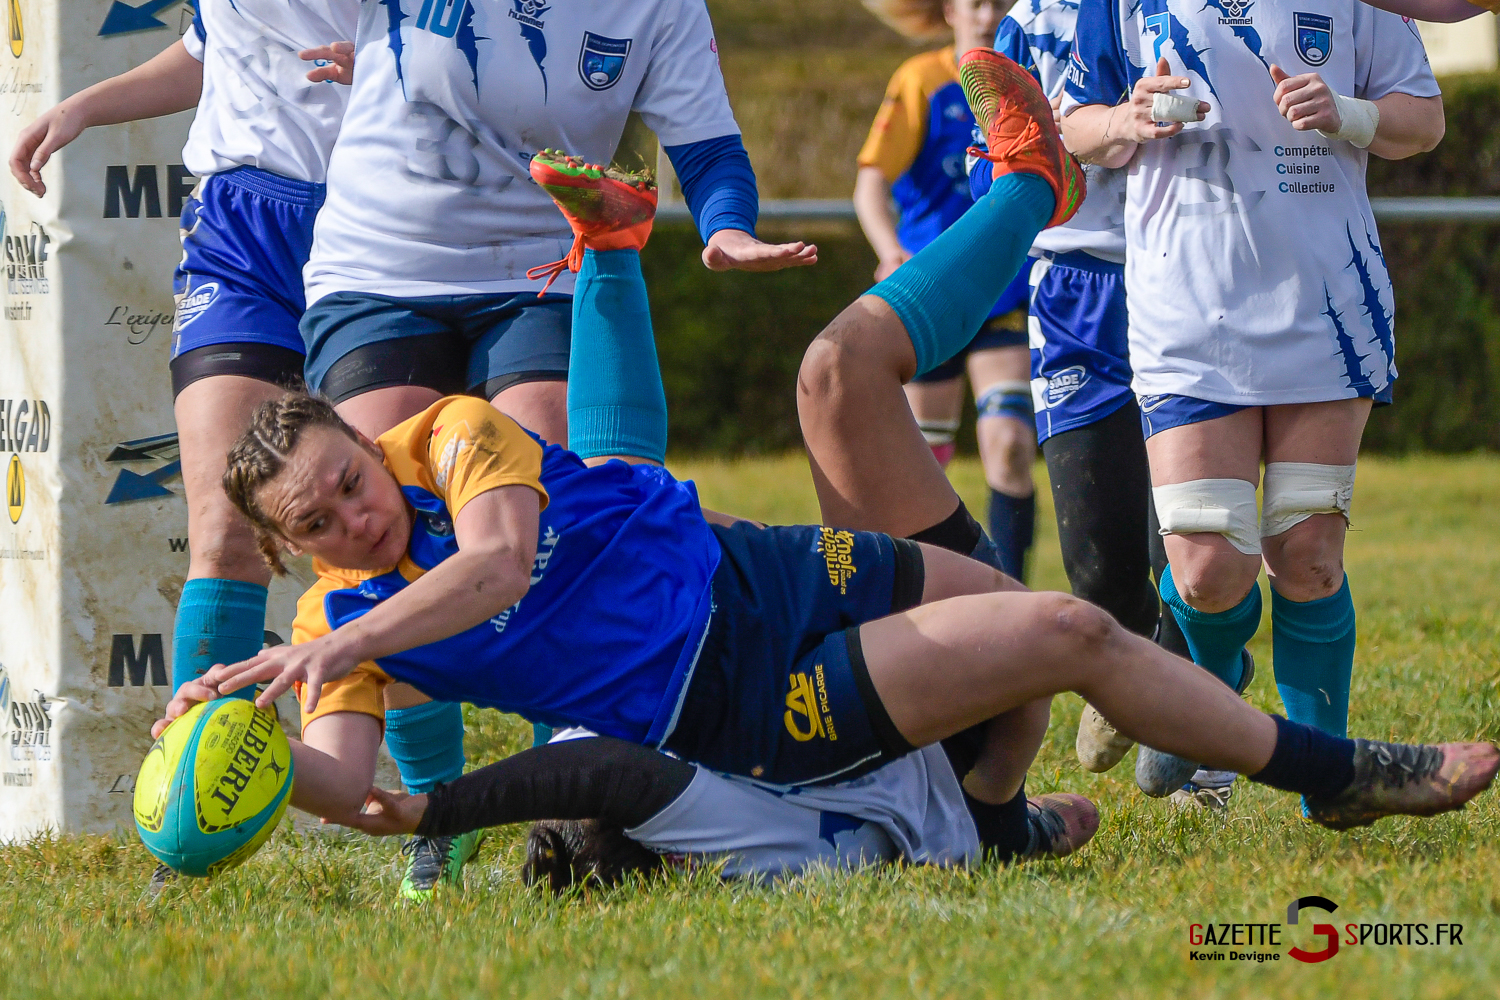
[151,680,381,821]
[209,483,542,714]
[1268,64,1444,160]
[1360,0,1491,20]
[9,38,201,197]
[301,41,355,85]
[1060,57,1211,169]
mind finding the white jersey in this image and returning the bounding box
[182,0,357,184]
[550,730,978,879]
[996,0,1127,263]
[304,0,740,303]
[1064,0,1438,404]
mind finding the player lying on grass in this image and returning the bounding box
[159,52,1497,848]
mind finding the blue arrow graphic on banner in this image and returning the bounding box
[98,0,186,37]
[106,459,181,504]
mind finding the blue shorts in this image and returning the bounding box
[912,260,1033,384]
[300,290,572,403]
[1137,394,1249,438]
[172,166,323,358]
[662,522,924,786]
[1028,251,1134,444]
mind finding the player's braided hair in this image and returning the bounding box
[221,392,361,575]
[522,819,665,894]
[862,0,950,41]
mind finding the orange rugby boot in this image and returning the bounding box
[526,150,658,295]
[958,47,1085,229]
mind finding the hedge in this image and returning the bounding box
[646,73,1500,455]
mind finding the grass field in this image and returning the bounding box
[4,455,1499,999]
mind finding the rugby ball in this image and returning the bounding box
[134,697,294,878]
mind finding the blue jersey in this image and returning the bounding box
[858,47,979,253]
[296,397,720,745]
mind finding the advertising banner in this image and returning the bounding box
[0,0,312,838]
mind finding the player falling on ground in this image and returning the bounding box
[1061,0,1445,805]
[855,0,1039,580]
[160,56,1497,854]
[285,2,820,890]
[6,0,372,889]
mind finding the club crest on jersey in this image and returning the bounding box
[578,32,632,91]
[1294,12,1333,66]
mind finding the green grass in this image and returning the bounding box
[5,455,1500,999]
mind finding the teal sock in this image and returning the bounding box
[532,723,554,747]
[1272,576,1356,737]
[867,172,1052,376]
[384,700,466,795]
[1159,566,1260,689]
[567,248,669,463]
[171,578,268,698]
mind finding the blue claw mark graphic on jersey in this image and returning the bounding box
[1325,287,1373,395]
[382,0,410,98]
[1028,29,1075,66]
[510,0,550,99]
[1202,0,1269,68]
[817,811,866,850]
[1294,12,1333,67]
[1346,225,1394,371]
[1143,4,1219,99]
[454,4,483,93]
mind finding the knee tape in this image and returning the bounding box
[1152,478,1261,556]
[1260,462,1355,538]
[976,381,1032,423]
[917,417,960,447]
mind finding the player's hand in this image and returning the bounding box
[873,251,910,281]
[9,103,89,197]
[205,632,362,714]
[1269,64,1340,132]
[301,41,355,85]
[702,228,818,272]
[334,787,429,836]
[150,679,219,739]
[1109,57,1211,143]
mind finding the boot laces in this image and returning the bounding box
[967,118,1044,166]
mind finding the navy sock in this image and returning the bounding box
[1248,715,1357,800]
[567,248,669,462]
[987,488,1035,582]
[171,578,268,697]
[384,700,467,795]
[869,173,1053,376]
[1160,566,1259,690]
[1272,576,1356,737]
[964,782,1031,861]
[908,500,985,556]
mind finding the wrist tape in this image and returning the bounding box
[1318,92,1380,148]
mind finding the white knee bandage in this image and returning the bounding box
[1260,462,1355,539]
[917,418,960,447]
[1152,478,1261,556]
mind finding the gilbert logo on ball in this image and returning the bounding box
[134,698,294,878]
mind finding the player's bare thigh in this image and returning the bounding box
[175,374,288,583]
[1144,405,1264,610]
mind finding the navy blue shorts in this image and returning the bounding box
[1138,384,1394,439]
[301,290,572,403]
[662,522,925,787]
[1029,251,1135,444]
[172,166,323,359]
[912,260,1033,384]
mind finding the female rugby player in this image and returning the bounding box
[161,56,1496,847]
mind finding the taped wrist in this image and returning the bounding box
[417,737,696,838]
[1318,93,1380,148]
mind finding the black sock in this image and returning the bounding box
[909,500,985,557]
[964,781,1031,862]
[1247,715,1357,800]
[987,488,1034,581]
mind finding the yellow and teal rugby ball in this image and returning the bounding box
[134,697,294,878]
